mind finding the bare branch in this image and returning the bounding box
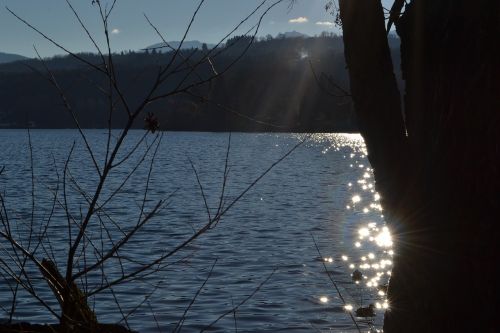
[173,259,217,333]
[200,268,276,333]
[311,234,361,333]
[33,47,102,177]
[309,60,351,98]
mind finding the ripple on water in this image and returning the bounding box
[0,131,391,332]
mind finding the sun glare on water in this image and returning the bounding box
[308,134,393,330]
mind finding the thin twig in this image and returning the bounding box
[311,234,361,333]
[200,268,276,333]
[173,259,217,333]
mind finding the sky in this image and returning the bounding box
[0,0,394,57]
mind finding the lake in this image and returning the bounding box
[0,130,392,332]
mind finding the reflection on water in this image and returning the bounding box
[311,133,394,331]
[0,131,392,332]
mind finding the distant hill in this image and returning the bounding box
[145,32,314,52]
[276,31,310,39]
[145,40,216,52]
[0,52,28,64]
[0,34,402,131]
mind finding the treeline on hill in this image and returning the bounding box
[0,34,401,131]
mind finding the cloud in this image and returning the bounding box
[111,28,120,34]
[289,17,308,24]
[316,21,334,27]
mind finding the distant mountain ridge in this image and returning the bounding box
[146,40,216,52]
[145,32,311,52]
[276,31,310,39]
[0,52,28,64]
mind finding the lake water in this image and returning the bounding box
[0,130,392,332]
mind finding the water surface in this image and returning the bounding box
[0,130,392,332]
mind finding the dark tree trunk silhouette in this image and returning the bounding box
[339,0,499,331]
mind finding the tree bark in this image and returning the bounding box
[339,0,499,331]
[338,0,408,205]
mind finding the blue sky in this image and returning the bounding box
[0,0,394,57]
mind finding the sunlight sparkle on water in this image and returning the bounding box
[358,228,370,238]
[320,296,328,303]
[375,227,393,247]
[380,259,392,267]
[323,133,393,328]
[352,195,361,204]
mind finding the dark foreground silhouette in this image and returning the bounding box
[339,0,499,332]
[0,322,134,333]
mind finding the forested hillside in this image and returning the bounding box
[0,35,401,131]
